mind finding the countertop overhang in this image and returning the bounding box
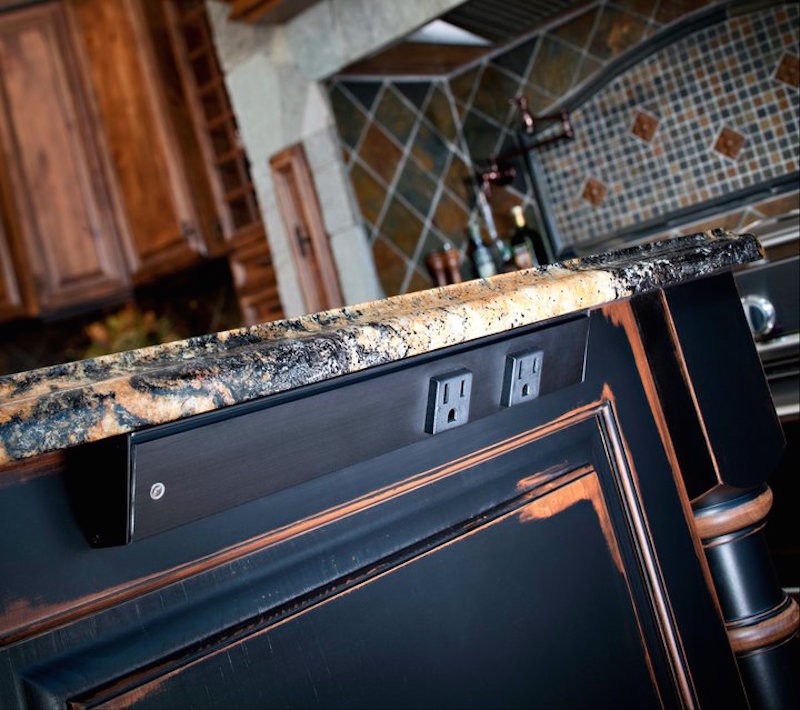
[0,230,762,464]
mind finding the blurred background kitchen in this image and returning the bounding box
[0,0,796,365]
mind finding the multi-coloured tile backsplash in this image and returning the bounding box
[539,2,800,246]
[329,78,492,296]
[328,0,800,296]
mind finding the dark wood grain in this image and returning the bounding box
[70,0,203,283]
[0,2,130,314]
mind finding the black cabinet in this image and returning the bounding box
[0,274,794,708]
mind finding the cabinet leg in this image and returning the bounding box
[694,485,798,708]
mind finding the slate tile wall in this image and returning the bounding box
[328,77,499,295]
[538,2,800,246]
[328,0,799,295]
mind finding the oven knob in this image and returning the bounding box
[741,295,776,337]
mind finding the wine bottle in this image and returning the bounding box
[467,221,496,279]
[494,237,516,273]
[476,189,514,273]
[510,205,549,266]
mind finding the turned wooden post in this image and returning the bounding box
[632,276,797,707]
[694,486,799,707]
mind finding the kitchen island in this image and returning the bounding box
[0,231,796,708]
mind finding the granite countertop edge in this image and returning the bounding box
[0,230,762,465]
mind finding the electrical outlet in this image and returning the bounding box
[501,348,543,406]
[425,369,472,434]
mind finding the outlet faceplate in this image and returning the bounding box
[501,348,543,406]
[425,369,472,434]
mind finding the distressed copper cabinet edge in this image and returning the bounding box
[1,273,793,708]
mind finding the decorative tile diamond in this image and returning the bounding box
[552,8,599,50]
[774,52,799,87]
[712,126,747,161]
[394,82,430,109]
[631,110,660,142]
[395,157,438,218]
[349,161,386,227]
[358,123,403,185]
[340,81,381,113]
[526,35,583,97]
[582,177,608,207]
[378,197,424,258]
[374,87,417,144]
[589,5,647,60]
[372,237,409,296]
[424,85,458,143]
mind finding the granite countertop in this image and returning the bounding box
[0,230,762,465]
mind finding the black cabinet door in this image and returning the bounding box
[2,299,745,709]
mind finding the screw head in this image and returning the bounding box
[150,482,166,501]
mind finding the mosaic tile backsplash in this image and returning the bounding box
[328,0,800,296]
[539,2,800,246]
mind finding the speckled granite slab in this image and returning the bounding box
[0,230,762,464]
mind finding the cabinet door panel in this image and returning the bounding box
[271,145,343,313]
[70,0,202,282]
[91,469,662,709]
[0,3,129,313]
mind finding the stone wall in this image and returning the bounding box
[205,0,463,315]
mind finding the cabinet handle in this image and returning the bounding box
[295,225,312,258]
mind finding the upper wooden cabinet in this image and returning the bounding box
[70,0,204,282]
[0,2,130,314]
[0,0,283,326]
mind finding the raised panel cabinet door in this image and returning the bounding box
[70,0,203,283]
[0,3,130,313]
[271,145,343,313]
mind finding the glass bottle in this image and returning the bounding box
[467,221,496,279]
[510,205,549,267]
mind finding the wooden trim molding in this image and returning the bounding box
[727,598,799,654]
[693,487,773,540]
[692,481,798,704]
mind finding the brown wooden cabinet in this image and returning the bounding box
[271,145,343,313]
[0,2,130,314]
[227,226,283,324]
[70,0,204,283]
[0,0,284,327]
[163,0,262,244]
